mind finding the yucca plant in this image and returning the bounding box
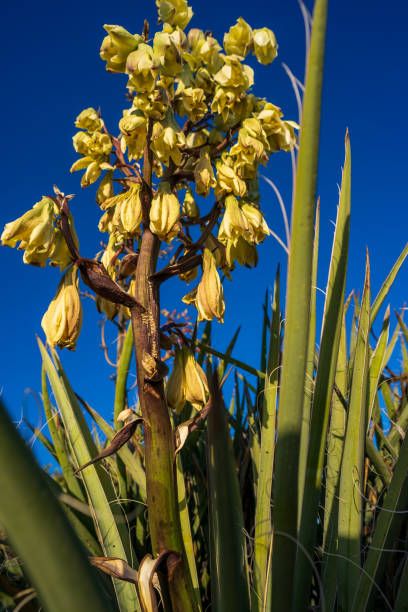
[2,0,408,610]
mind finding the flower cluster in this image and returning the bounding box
[1,0,296,372]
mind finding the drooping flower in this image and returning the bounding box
[149,182,180,242]
[41,266,83,350]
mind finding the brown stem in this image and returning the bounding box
[130,135,196,611]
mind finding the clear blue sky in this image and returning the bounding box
[2,0,408,446]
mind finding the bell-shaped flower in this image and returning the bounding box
[149,181,180,242]
[211,87,254,126]
[101,184,143,237]
[214,55,254,90]
[153,29,186,77]
[150,120,186,167]
[225,235,258,268]
[100,25,142,73]
[182,189,200,219]
[241,203,270,243]
[199,35,223,74]
[194,148,216,197]
[186,129,209,149]
[156,0,193,30]
[253,28,278,65]
[177,87,207,121]
[41,266,83,350]
[132,91,167,121]
[184,348,209,410]
[183,248,225,323]
[224,18,253,58]
[119,112,147,161]
[96,171,114,206]
[215,160,247,198]
[126,43,157,92]
[218,195,248,245]
[75,108,104,133]
[267,120,298,153]
[2,197,56,267]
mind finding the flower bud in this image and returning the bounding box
[166,347,186,413]
[183,347,209,409]
[224,18,253,58]
[194,149,216,197]
[41,266,83,350]
[182,189,200,219]
[118,184,143,236]
[149,182,180,242]
[183,248,225,323]
[252,28,278,65]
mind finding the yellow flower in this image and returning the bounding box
[126,44,157,92]
[166,346,209,413]
[182,248,225,323]
[218,195,248,245]
[156,0,193,30]
[41,266,83,350]
[199,35,223,74]
[149,182,180,242]
[252,28,278,65]
[100,25,142,73]
[182,189,200,219]
[214,55,254,90]
[241,203,270,243]
[119,112,147,161]
[194,149,216,197]
[150,121,186,166]
[96,171,114,206]
[177,87,207,121]
[101,184,143,237]
[184,348,209,409]
[153,29,186,77]
[224,18,253,58]
[1,197,56,267]
[225,235,258,268]
[215,161,247,198]
[75,108,104,133]
[118,185,143,236]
